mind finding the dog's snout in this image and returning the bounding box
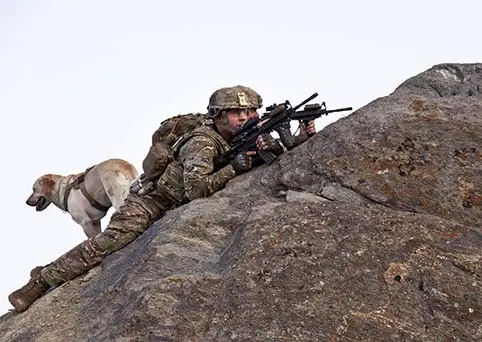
[26,193,38,206]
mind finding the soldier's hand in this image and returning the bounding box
[256,134,283,154]
[305,120,316,136]
[294,120,317,146]
[231,151,255,174]
[300,120,316,137]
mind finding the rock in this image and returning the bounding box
[1,63,481,341]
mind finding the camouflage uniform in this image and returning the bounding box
[9,84,262,313]
[41,125,236,287]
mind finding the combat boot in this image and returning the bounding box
[30,266,44,277]
[8,271,50,313]
[29,263,52,277]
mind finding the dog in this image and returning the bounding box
[26,158,139,238]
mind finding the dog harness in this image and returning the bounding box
[62,166,110,212]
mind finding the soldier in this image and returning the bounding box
[8,85,272,313]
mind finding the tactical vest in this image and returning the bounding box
[154,125,230,204]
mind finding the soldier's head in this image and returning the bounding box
[207,85,263,139]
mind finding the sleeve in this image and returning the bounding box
[294,133,309,146]
[293,121,312,146]
[179,135,237,200]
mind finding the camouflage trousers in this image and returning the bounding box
[40,190,179,287]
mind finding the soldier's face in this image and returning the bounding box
[225,109,249,130]
[215,109,249,139]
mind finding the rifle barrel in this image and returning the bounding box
[326,106,352,113]
[292,92,319,111]
[290,106,353,120]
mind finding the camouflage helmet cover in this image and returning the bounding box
[207,85,263,117]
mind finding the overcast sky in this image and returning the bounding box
[0,0,480,314]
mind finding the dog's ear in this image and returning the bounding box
[37,175,57,196]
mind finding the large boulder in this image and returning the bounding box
[1,63,481,341]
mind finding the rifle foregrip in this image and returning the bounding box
[258,150,278,165]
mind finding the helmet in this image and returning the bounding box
[207,85,263,118]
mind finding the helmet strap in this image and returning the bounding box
[220,111,229,124]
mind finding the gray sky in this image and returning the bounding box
[1,0,480,314]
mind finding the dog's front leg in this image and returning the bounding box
[82,221,101,238]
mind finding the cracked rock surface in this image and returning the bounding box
[1,63,482,341]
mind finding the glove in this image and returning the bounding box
[231,152,253,174]
[295,120,317,146]
[256,134,284,155]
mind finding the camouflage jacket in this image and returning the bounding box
[155,125,236,203]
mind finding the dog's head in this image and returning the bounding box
[26,174,59,211]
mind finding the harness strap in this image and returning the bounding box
[62,166,109,212]
[63,183,74,211]
[171,130,225,157]
[79,181,110,212]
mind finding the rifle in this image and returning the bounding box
[260,95,352,149]
[290,102,353,124]
[216,92,352,166]
[288,101,352,141]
